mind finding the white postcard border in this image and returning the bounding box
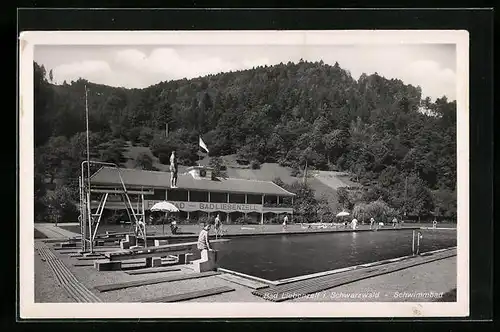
[19,30,470,319]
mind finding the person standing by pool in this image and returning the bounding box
[370,217,375,230]
[351,218,358,230]
[282,214,288,231]
[197,221,213,256]
[214,213,222,237]
[392,217,398,228]
[170,150,178,188]
[170,217,178,234]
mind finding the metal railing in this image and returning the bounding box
[80,161,148,254]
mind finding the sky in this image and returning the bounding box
[34,44,456,101]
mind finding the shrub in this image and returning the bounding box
[135,152,155,170]
[158,152,170,165]
[352,199,397,224]
[234,216,259,224]
[128,127,142,145]
[138,127,154,146]
[198,216,213,226]
[290,168,301,177]
[250,160,261,170]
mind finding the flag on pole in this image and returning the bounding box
[199,136,209,153]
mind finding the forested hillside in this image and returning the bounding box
[34,59,457,223]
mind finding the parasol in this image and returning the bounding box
[150,201,179,234]
[336,211,350,226]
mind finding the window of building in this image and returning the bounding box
[264,195,278,205]
[209,192,227,203]
[189,190,208,202]
[151,189,166,200]
[247,194,262,204]
[167,189,188,201]
[229,193,245,203]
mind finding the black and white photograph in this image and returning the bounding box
[19,30,469,318]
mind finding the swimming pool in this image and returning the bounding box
[210,228,457,281]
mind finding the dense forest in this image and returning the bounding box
[34,59,457,224]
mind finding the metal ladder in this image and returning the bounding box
[79,161,147,254]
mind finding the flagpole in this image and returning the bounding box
[85,85,93,253]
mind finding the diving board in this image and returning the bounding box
[105,239,230,261]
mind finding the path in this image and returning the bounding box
[34,223,81,239]
[290,255,457,302]
[313,170,351,190]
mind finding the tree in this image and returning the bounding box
[135,152,155,171]
[42,186,78,224]
[100,145,126,165]
[209,156,228,179]
[32,60,456,219]
[353,199,396,224]
[316,195,333,223]
[37,136,70,184]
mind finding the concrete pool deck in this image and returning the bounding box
[34,234,457,304]
[49,222,456,242]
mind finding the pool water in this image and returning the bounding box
[211,229,457,281]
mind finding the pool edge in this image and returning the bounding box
[218,246,458,287]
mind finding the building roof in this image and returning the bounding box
[90,167,296,197]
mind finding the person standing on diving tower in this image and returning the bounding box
[170,150,178,188]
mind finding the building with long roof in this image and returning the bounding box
[89,165,295,224]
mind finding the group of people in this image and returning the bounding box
[347,217,402,230]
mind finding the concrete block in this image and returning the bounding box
[94,259,122,271]
[60,242,77,248]
[120,240,130,250]
[185,253,195,263]
[125,235,137,246]
[154,239,169,246]
[200,249,217,262]
[145,257,162,268]
[192,250,218,273]
[177,253,190,264]
[192,259,217,273]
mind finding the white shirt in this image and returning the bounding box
[197,229,209,250]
